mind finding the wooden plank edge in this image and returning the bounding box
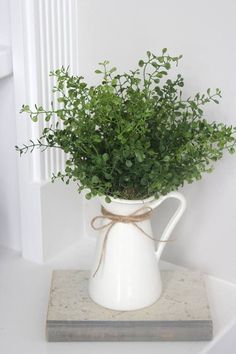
[46,320,213,342]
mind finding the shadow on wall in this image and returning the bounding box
[0,75,21,251]
[41,179,85,261]
[157,153,236,284]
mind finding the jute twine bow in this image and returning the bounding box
[91,206,172,277]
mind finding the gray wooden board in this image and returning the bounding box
[46,269,213,342]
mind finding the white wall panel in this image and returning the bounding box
[23,0,79,182]
[11,0,83,262]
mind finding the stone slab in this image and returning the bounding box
[46,270,213,342]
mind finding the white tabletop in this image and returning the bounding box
[0,243,236,354]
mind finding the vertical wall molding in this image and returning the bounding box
[11,0,82,263]
[23,0,79,183]
[35,0,79,181]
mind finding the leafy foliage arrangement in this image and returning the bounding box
[16,49,236,201]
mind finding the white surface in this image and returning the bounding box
[0,45,12,79]
[203,320,236,353]
[77,0,236,284]
[1,245,236,354]
[0,0,21,251]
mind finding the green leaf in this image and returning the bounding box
[126,160,133,167]
[151,62,158,68]
[102,153,109,161]
[105,196,111,203]
[163,155,170,162]
[104,172,112,179]
[138,60,144,67]
[135,151,145,162]
[110,67,117,74]
[164,62,171,70]
[22,104,30,112]
[85,192,92,200]
[157,56,164,63]
[160,71,167,75]
[111,78,117,86]
[91,176,99,184]
[162,48,167,54]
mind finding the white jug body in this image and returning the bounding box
[88,192,186,311]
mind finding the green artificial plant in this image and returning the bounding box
[16,48,236,202]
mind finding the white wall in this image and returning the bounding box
[0,0,21,250]
[41,180,85,262]
[77,0,236,283]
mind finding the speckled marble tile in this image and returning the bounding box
[46,270,213,342]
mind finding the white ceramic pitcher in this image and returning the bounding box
[88,192,186,311]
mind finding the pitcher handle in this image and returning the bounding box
[149,192,187,261]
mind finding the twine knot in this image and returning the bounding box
[91,206,157,277]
